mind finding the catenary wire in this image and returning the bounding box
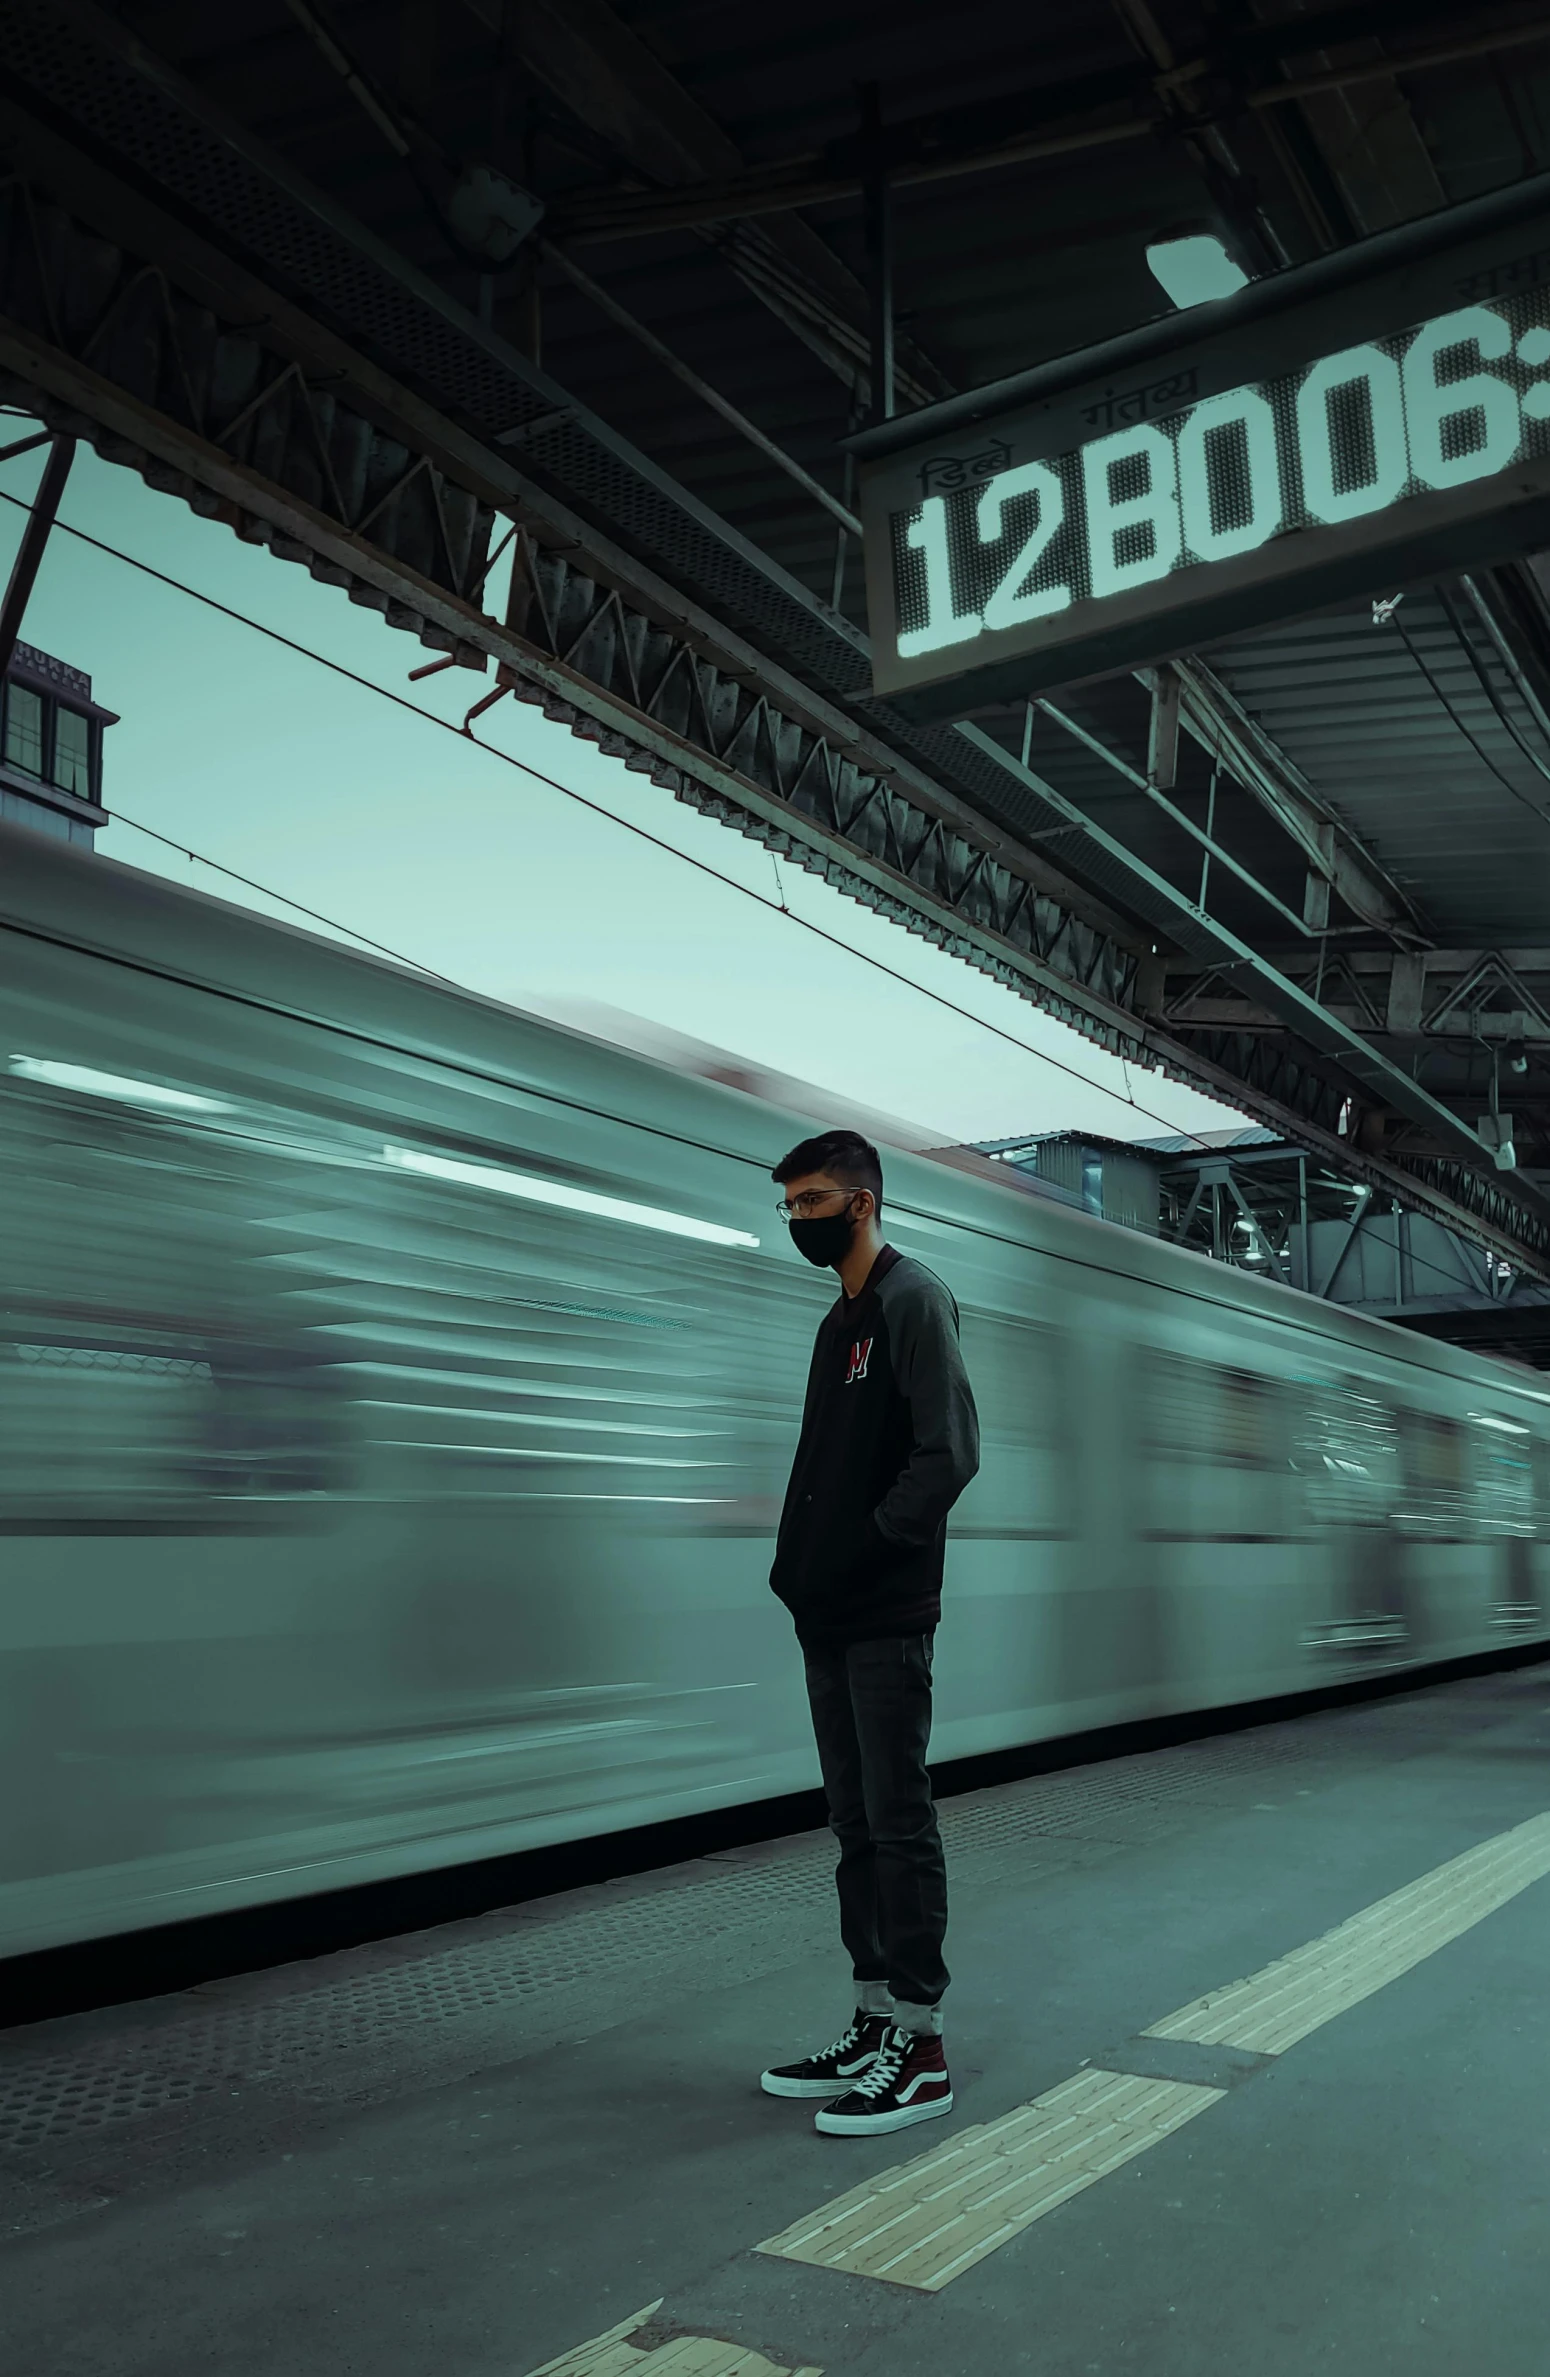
[106,810,464,985]
[1434,583,1550,795]
[0,485,1220,1141]
[0,487,1516,1296]
[0,486,1524,1295]
[1392,608,1550,828]
[104,794,1530,1302]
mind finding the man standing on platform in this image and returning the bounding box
[759,1128,979,2135]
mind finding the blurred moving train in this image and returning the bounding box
[3,822,1548,1964]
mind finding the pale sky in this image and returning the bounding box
[0,431,1244,1150]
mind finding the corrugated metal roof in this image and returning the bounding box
[19,0,1550,1254]
[1207,591,1550,941]
[114,2,1550,619]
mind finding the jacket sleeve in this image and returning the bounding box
[872,1272,980,1547]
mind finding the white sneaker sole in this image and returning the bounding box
[761,2064,878,2099]
[815,2089,954,2135]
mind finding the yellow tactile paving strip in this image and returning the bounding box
[523,2299,822,2377]
[755,2067,1222,2291]
[525,2301,662,2377]
[1145,1808,1550,2055]
[525,1806,1550,2327]
[757,1806,1550,2293]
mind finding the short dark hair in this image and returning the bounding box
[772,1129,883,1212]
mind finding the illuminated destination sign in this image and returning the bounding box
[853,177,1550,716]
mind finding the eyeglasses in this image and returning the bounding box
[775,1188,856,1222]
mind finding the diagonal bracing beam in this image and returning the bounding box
[458,0,949,410]
[0,428,72,678]
[3,13,1549,1276]
[953,718,1550,1213]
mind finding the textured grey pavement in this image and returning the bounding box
[4,1664,1548,2376]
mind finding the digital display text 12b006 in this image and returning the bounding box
[862,289,1550,716]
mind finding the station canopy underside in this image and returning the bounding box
[6,0,1550,1275]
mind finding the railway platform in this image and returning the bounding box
[4,1660,1549,2377]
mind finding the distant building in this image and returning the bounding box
[1,641,115,847]
[973,1126,1550,1365]
[976,1130,1165,1234]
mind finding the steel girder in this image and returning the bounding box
[1165,949,1550,1168]
[4,71,1550,1275]
[1158,1020,1550,1263]
[1170,948,1550,1040]
[0,132,1146,1035]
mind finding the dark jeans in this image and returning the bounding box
[802,1632,949,2019]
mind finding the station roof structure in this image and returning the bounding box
[4,1,1550,1270]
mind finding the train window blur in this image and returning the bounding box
[1140,1355,1286,1466]
[12,812,1550,1962]
[1136,1354,1292,1539]
[1399,1412,1471,1535]
[1468,1413,1535,1538]
[1535,1437,1550,1531]
[1295,1378,1400,1530]
[955,1314,1071,1535]
[0,1337,340,1525]
[1215,1368,1282,1466]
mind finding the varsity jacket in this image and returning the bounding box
[770,1244,980,1647]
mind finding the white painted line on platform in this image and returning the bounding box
[1144,1807,1550,2054]
[756,2068,1222,2291]
[521,2300,821,2377]
[759,1807,1550,2292]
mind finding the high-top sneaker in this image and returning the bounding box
[760,2010,892,2099]
[814,2024,953,2135]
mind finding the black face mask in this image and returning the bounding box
[788,1203,857,1268]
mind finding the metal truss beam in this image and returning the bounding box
[1169,948,1550,1034]
[0,124,1151,1024]
[1169,659,1425,939]
[1159,1023,1550,1265]
[955,720,1539,1199]
[546,0,1550,239]
[4,36,1550,1277]
[0,89,1126,913]
[1108,0,1288,276]
[458,0,949,410]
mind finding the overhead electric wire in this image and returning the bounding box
[104,810,464,986]
[0,484,1223,1146]
[1391,608,1550,829]
[0,484,1527,1298]
[1434,583,1550,795]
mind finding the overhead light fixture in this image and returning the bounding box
[1146,235,1250,310]
[1477,1110,1517,1170]
[1469,1413,1531,1435]
[445,164,545,262]
[382,1144,760,1248]
[8,1055,230,1113]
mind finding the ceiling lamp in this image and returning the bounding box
[1146,235,1250,310]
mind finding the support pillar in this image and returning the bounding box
[0,433,74,680]
[1302,821,1335,933]
[860,83,894,425]
[1386,950,1426,1034]
[1297,1154,1310,1293]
